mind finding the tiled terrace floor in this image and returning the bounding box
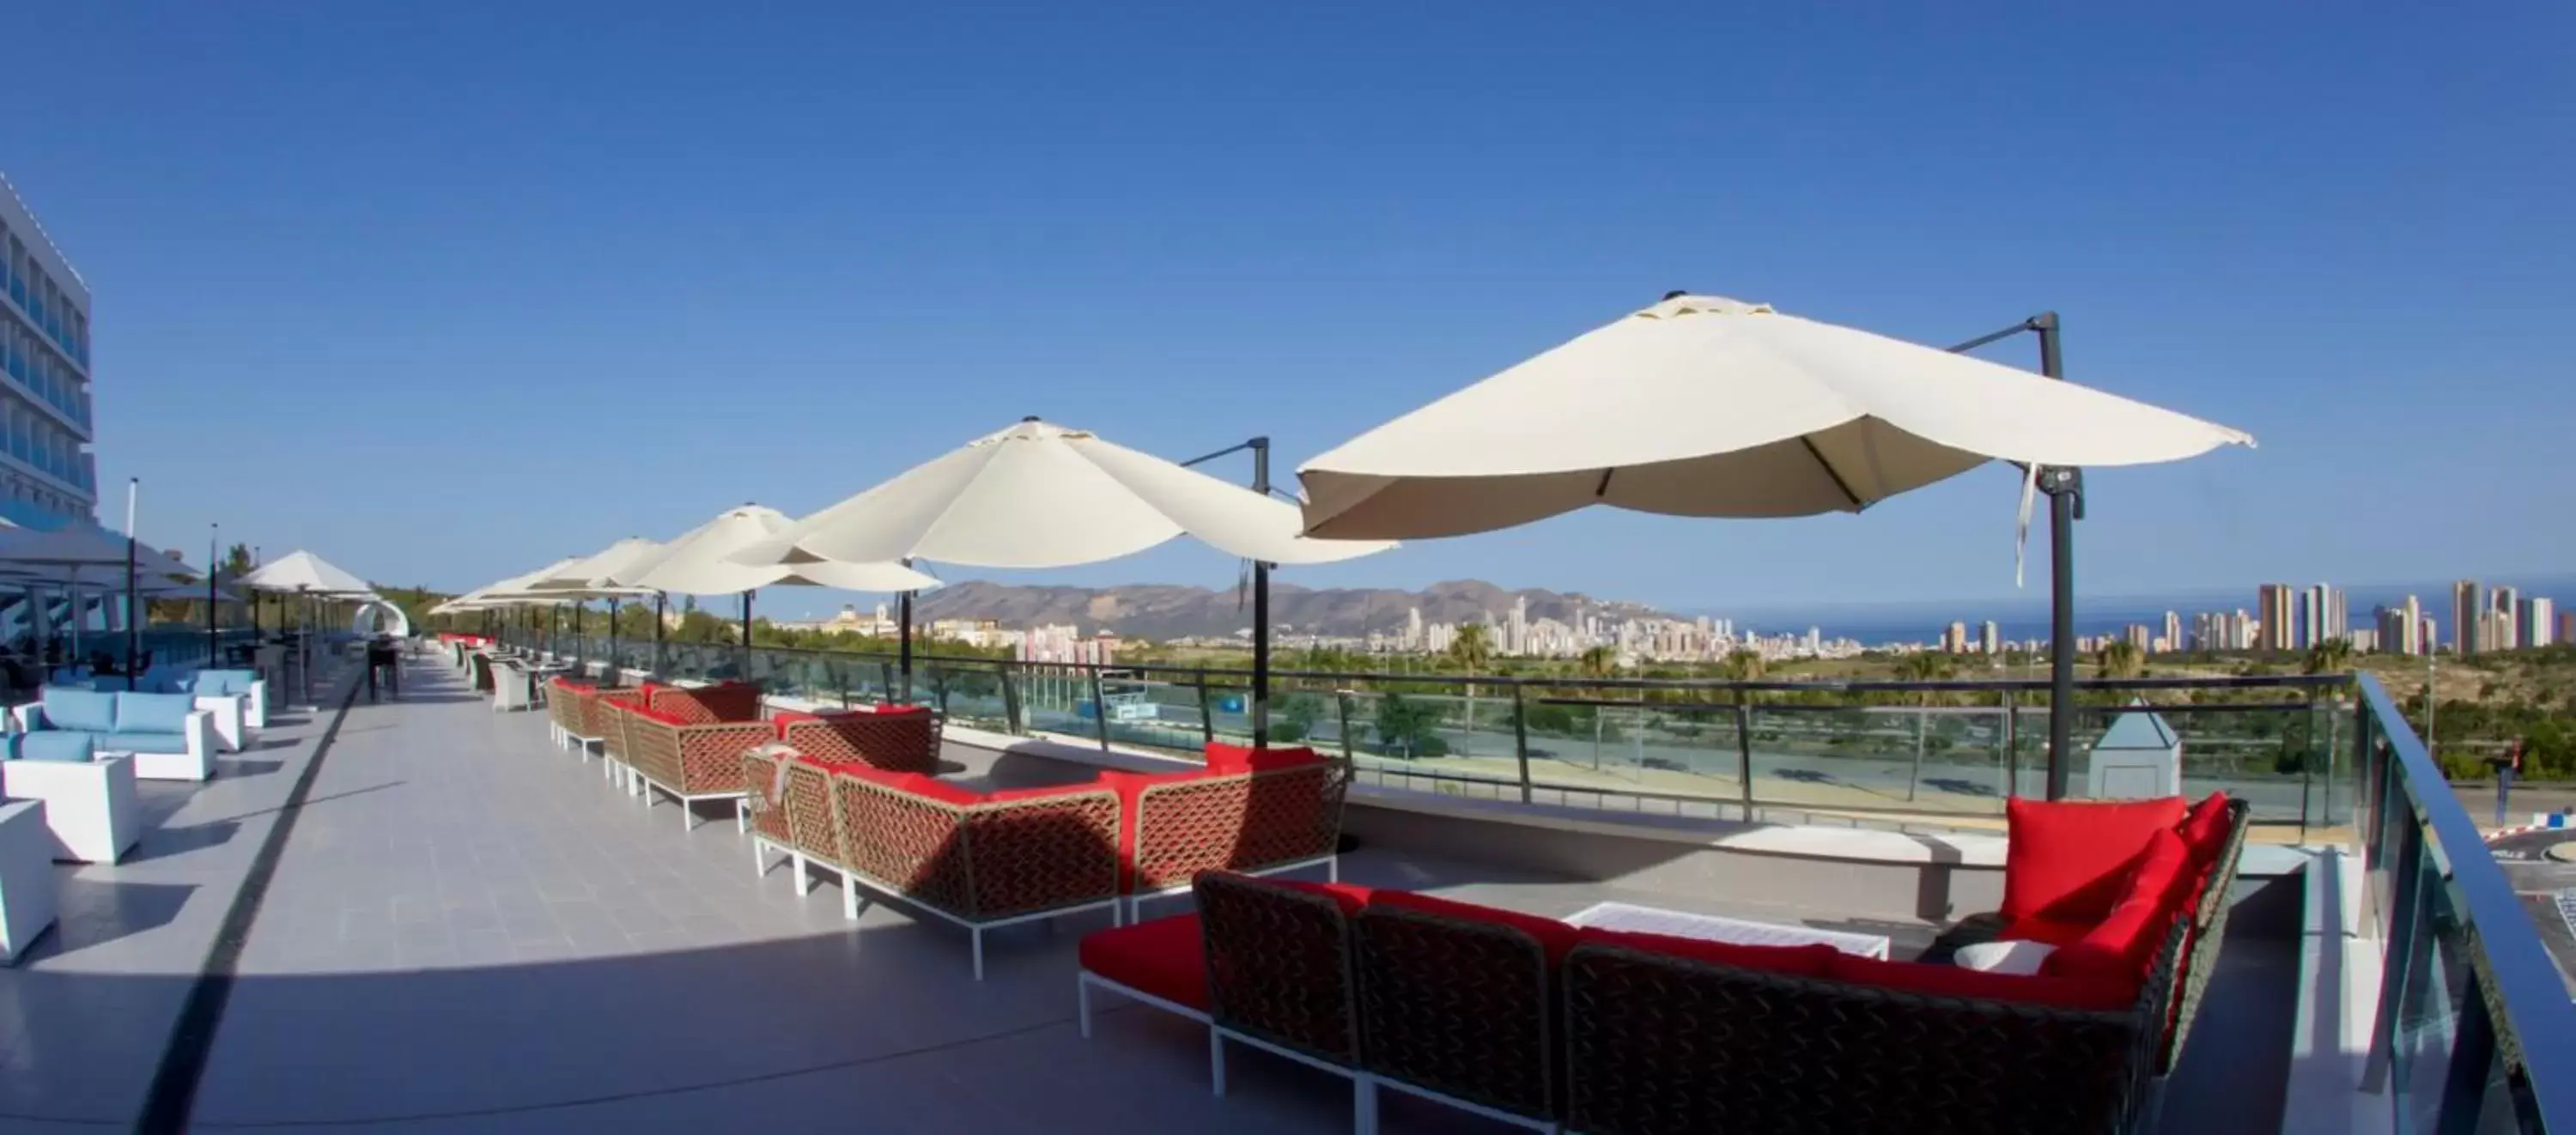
[11,656,1953,1132]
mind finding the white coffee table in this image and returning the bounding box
[1564,901,1891,959]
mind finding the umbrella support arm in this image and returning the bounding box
[1947,313,2080,800]
[1182,435,1277,749]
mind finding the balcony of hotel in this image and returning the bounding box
[0,634,2561,1134]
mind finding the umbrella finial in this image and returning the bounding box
[1662,289,1689,301]
[1020,415,1041,422]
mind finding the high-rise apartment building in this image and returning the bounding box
[2374,595,2427,655]
[2257,584,2297,652]
[2453,580,2483,654]
[0,176,97,529]
[2525,597,2555,649]
[1941,621,1968,653]
[2161,610,2182,654]
[1979,620,1999,655]
[2492,586,2520,651]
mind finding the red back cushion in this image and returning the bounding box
[1829,953,2135,1011]
[1374,890,1581,964]
[987,780,1110,804]
[2002,796,2189,923]
[1273,878,1376,914]
[2043,829,2194,985]
[2178,792,2234,870]
[1576,926,1838,977]
[1206,743,1326,773]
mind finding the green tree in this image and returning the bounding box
[1374,691,1449,758]
[2302,639,2354,676]
[2094,640,2146,680]
[1718,648,1765,682]
[1275,692,1324,744]
[1578,645,1617,679]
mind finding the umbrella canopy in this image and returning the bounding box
[1297,294,2254,539]
[617,506,939,595]
[732,418,1394,570]
[522,538,665,598]
[440,559,585,610]
[0,522,196,577]
[240,550,373,595]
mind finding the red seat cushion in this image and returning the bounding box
[1373,890,1582,964]
[1576,926,1839,977]
[1997,916,2096,948]
[629,705,690,727]
[1078,913,1208,1011]
[2044,829,2194,985]
[1829,952,2135,1011]
[896,774,985,807]
[1205,743,1326,773]
[2178,792,2233,870]
[987,780,1111,804]
[2002,796,2189,923]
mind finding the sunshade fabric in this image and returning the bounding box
[523,538,665,596]
[239,550,372,595]
[616,506,938,596]
[732,418,1393,570]
[1297,294,2255,539]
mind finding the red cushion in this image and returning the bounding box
[1078,913,1208,1011]
[2043,830,2193,984]
[1829,952,2134,1011]
[896,774,985,807]
[2178,792,2233,869]
[1205,743,1326,773]
[1274,878,1376,914]
[1373,890,1582,964]
[2002,796,2189,923]
[1576,926,1839,977]
[833,762,913,788]
[987,780,1111,804]
[1998,916,2096,948]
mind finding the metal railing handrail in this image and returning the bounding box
[2355,673,2575,1127]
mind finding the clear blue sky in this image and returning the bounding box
[9,3,2569,617]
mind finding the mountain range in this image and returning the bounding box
[905,579,1674,641]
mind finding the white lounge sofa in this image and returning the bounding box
[14,689,220,783]
[0,749,141,864]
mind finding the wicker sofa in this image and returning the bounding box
[740,745,1122,979]
[1077,793,2248,1135]
[770,706,941,774]
[1103,744,1347,921]
[612,685,773,830]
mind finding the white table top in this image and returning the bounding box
[1563,901,1892,959]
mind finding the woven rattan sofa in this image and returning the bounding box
[611,684,773,830]
[1076,792,2248,1135]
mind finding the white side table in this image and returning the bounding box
[0,798,60,962]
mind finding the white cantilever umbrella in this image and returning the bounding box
[521,537,666,677]
[1298,293,2254,789]
[0,522,201,685]
[1299,294,2252,537]
[239,550,372,596]
[731,418,1391,737]
[603,504,939,677]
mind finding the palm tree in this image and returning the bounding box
[1717,647,1765,682]
[2095,640,2146,681]
[1578,645,1616,680]
[1448,622,1495,747]
[1895,651,1958,706]
[2303,638,2354,676]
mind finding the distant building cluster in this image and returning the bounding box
[1368,596,1863,665]
[2447,580,2556,655]
[770,603,1121,664]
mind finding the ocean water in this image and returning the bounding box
[1710,577,2576,647]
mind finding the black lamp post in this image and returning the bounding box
[1946,313,2080,801]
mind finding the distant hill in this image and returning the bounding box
[909,579,1674,641]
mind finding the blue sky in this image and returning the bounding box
[7,3,2569,617]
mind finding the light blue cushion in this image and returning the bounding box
[39,686,119,732]
[106,730,190,755]
[192,671,250,695]
[114,691,197,734]
[11,731,97,762]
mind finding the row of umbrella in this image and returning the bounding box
[446,294,2251,780]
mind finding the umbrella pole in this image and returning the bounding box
[653,592,665,681]
[898,584,914,703]
[2035,317,2079,802]
[207,525,219,664]
[608,597,621,683]
[740,589,754,677]
[1251,438,1272,749]
[125,543,139,691]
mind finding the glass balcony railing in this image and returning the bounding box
[471,624,2576,1130]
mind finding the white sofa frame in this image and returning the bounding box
[0,753,142,863]
[11,703,220,782]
